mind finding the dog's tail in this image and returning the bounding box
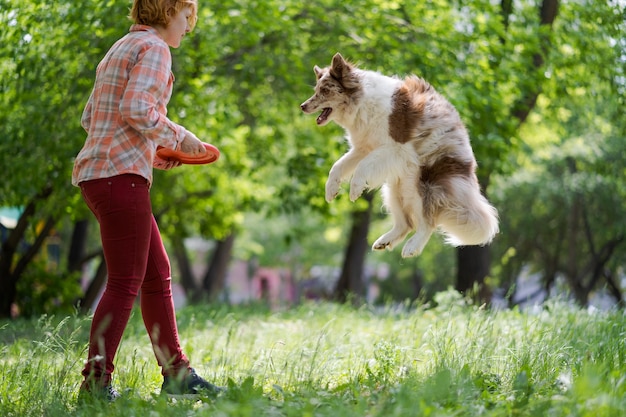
[438,186,499,247]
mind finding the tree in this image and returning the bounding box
[333,192,374,303]
[1,0,623,316]
[451,0,559,300]
[292,0,560,300]
[493,134,625,306]
[0,187,54,317]
[491,0,626,305]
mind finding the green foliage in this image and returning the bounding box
[14,260,81,317]
[490,14,626,298]
[1,0,625,310]
[0,0,127,214]
[1,299,626,416]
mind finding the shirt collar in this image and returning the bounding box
[129,24,160,36]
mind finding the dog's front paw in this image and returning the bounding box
[349,178,367,202]
[372,238,392,251]
[373,231,404,252]
[325,177,341,202]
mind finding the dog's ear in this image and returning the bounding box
[330,53,350,80]
[314,65,323,79]
[332,52,345,66]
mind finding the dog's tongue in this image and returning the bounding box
[317,108,332,125]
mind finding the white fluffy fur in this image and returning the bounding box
[301,53,499,257]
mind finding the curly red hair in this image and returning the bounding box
[130,0,197,30]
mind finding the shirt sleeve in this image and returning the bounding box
[119,42,185,149]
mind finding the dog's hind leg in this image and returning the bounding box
[401,221,434,258]
[372,182,412,252]
[400,177,435,257]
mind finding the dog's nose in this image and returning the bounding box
[300,103,306,110]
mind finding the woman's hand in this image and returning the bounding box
[180,131,207,155]
[154,155,182,170]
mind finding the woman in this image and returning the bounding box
[73,0,218,401]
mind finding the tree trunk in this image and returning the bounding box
[79,255,107,314]
[456,245,492,302]
[456,0,560,305]
[510,0,559,125]
[411,269,424,300]
[198,233,235,302]
[0,187,53,319]
[68,219,89,273]
[604,268,624,306]
[563,157,587,305]
[582,237,624,306]
[172,234,198,297]
[0,269,18,319]
[334,191,374,304]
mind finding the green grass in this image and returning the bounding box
[1,290,625,416]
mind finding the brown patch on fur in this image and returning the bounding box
[421,156,474,185]
[419,157,475,223]
[389,77,433,144]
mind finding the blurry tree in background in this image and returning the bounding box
[0,1,130,317]
[492,0,626,305]
[0,0,624,318]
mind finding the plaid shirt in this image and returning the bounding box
[72,25,186,187]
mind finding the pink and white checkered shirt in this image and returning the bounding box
[72,25,186,187]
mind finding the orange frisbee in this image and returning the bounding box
[156,143,220,165]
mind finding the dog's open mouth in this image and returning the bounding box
[317,108,332,125]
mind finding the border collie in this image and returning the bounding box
[301,53,498,257]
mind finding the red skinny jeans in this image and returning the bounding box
[79,174,189,384]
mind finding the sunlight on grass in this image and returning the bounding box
[0,293,625,416]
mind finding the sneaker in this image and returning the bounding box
[78,383,121,402]
[161,368,223,396]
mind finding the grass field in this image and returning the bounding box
[1,290,625,416]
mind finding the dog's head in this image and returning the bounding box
[300,53,362,126]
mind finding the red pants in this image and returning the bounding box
[79,174,189,384]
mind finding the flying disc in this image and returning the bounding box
[156,143,220,165]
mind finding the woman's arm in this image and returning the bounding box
[119,42,186,149]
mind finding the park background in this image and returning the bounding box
[1,1,626,416]
[1,0,624,317]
